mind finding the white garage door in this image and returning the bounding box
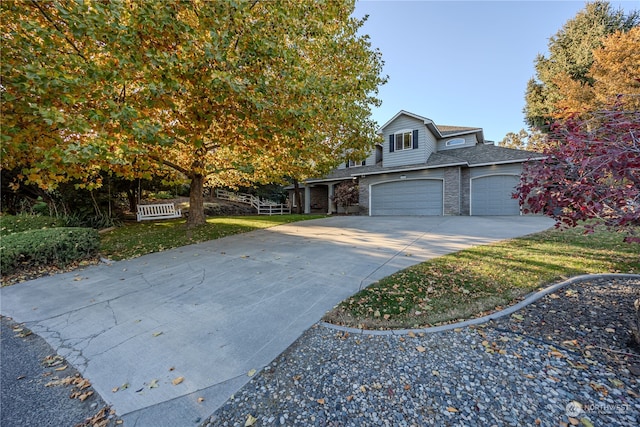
[471,175,520,215]
[371,179,443,215]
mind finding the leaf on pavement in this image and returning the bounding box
[172,376,184,385]
[152,331,163,337]
[149,379,159,389]
[247,369,257,377]
[446,406,459,412]
[416,345,426,353]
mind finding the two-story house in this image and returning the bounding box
[292,110,542,216]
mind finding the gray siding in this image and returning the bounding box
[436,133,479,151]
[382,115,437,168]
[336,147,377,170]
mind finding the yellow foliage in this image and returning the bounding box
[553,27,640,119]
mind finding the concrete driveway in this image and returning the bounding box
[0,216,554,426]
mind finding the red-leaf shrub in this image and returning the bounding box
[517,106,640,242]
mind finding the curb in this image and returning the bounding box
[320,273,640,336]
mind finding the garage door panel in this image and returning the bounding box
[371,180,442,216]
[472,175,520,215]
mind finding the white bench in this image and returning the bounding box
[136,203,182,221]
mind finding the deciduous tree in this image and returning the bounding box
[499,129,548,152]
[331,181,359,213]
[516,106,640,242]
[523,1,638,130]
[1,0,385,227]
[554,27,640,119]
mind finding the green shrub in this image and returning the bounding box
[0,214,64,236]
[62,212,119,229]
[1,227,100,276]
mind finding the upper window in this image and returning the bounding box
[389,129,418,152]
[445,138,465,147]
[346,159,365,168]
[394,131,413,151]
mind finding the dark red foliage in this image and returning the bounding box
[516,106,640,241]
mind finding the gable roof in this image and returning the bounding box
[377,110,484,141]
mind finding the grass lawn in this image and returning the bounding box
[323,223,640,330]
[100,214,325,260]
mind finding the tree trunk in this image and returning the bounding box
[293,179,303,214]
[126,188,137,213]
[187,174,206,228]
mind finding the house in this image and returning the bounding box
[291,110,543,216]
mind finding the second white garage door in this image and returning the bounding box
[471,175,520,215]
[370,179,443,215]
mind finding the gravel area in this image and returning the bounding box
[204,276,639,427]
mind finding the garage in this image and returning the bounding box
[371,179,443,215]
[471,175,520,215]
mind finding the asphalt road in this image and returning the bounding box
[1,315,115,427]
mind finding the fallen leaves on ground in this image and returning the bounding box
[46,374,95,403]
[73,405,116,427]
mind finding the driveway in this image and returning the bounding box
[0,216,554,426]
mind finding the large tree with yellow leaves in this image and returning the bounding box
[1,0,385,226]
[523,1,638,130]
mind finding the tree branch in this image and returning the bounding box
[148,154,191,177]
[30,0,88,62]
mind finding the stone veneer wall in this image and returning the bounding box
[357,177,370,215]
[460,168,471,215]
[443,167,461,215]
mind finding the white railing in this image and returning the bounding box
[216,189,290,215]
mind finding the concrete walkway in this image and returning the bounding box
[0,216,554,426]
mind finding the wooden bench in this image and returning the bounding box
[136,203,182,221]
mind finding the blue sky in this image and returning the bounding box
[352,0,638,142]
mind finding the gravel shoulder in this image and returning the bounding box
[204,276,640,427]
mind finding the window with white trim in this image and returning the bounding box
[389,129,418,152]
[394,131,413,151]
[345,159,366,168]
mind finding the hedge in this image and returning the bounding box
[1,227,100,276]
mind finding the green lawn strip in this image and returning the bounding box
[323,224,640,330]
[100,214,324,260]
